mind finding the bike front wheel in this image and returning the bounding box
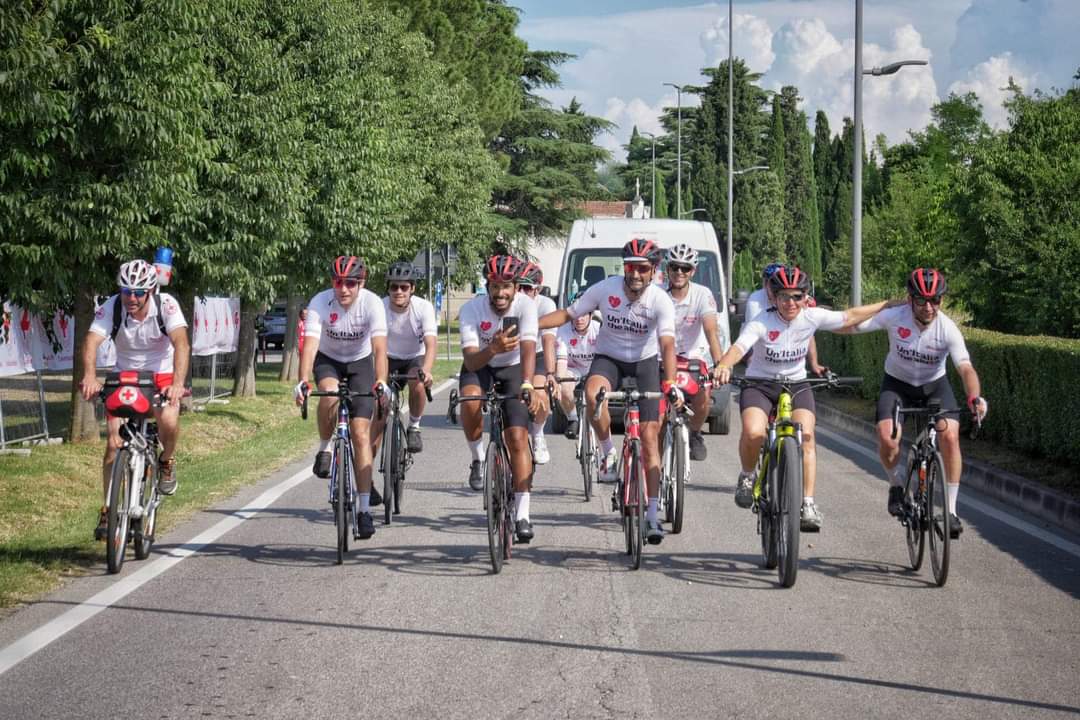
[904,455,925,570]
[335,439,350,565]
[670,424,687,534]
[776,438,802,588]
[580,426,594,502]
[927,450,950,586]
[759,454,778,570]
[133,453,158,560]
[382,419,398,525]
[106,449,133,574]
[628,449,644,570]
[484,442,506,574]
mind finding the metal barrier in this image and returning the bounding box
[191,351,236,407]
[0,370,51,452]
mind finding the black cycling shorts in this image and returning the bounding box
[388,356,424,388]
[739,379,816,416]
[876,373,959,422]
[457,362,530,429]
[588,354,661,422]
[313,352,376,419]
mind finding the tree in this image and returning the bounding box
[812,111,834,259]
[777,87,821,280]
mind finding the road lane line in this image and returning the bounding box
[817,425,1080,559]
[0,379,459,677]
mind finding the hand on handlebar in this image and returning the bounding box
[163,381,185,408]
[294,380,311,406]
[810,362,830,378]
[715,364,732,386]
[662,381,685,409]
[80,376,102,402]
[967,395,988,423]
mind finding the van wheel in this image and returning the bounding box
[708,404,731,435]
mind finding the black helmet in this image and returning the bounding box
[767,265,810,293]
[906,267,947,299]
[332,255,367,280]
[386,262,419,283]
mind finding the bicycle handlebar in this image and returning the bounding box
[301,386,385,421]
[592,388,666,422]
[387,369,434,402]
[889,399,981,440]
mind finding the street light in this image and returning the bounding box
[852,0,927,304]
[727,0,735,301]
[663,82,684,216]
[642,131,657,216]
[679,208,710,220]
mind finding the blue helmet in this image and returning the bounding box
[762,262,783,281]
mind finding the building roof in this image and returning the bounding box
[579,200,632,218]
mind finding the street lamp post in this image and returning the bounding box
[642,131,657,216]
[727,0,735,299]
[663,82,684,216]
[852,0,927,305]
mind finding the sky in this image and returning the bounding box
[513,0,1080,160]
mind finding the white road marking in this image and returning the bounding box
[817,425,1080,559]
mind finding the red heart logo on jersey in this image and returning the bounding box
[898,327,911,339]
[329,312,339,324]
[608,296,621,308]
[570,338,578,346]
[768,330,780,341]
[480,320,492,331]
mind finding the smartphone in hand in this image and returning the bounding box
[502,316,519,336]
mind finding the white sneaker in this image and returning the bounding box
[532,434,550,465]
[599,448,619,483]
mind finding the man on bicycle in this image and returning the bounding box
[854,268,987,537]
[715,266,892,531]
[540,238,680,544]
[80,259,190,539]
[553,294,600,440]
[516,261,557,465]
[295,256,389,540]
[458,254,544,542]
[663,243,727,461]
[370,261,436,455]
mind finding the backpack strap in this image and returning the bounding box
[110,294,169,341]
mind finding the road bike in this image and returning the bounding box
[730,373,861,588]
[889,399,977,587]
[378,370,432,525]
[594,380,665,570]
[302,385,382,565]
[553,375,597,501]
[659,359,706,535]
[448,382,529,574]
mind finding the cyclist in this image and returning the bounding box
[540,238,680,544]
[553,298,600,439]
[663,243,727,461]
[854,268,987,537]
[371,261,436,455]
[294,256,389,540]
[715,265,893,531]
[80,259,190,540]
[458,254,543,542]
[744,262,826,375]
[516,261,558,465]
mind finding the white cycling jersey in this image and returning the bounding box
[567,275,675,363]
[736,307,846,381]
[90,293,187,372]
[304,288,387,363]
[743,287,770,324]
[855,305,971,386]
[669,281,718,361]
[459,293,538,368]
[555,319,601,373]
[383,295,437,360]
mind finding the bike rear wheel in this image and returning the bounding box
[904,455,925,570]
[927,451,950,586]
[484,442,506,573]
[776,438,802,588]
[382,419,398,525]
[335,438,349,565]
[580,425,593,501]
[393,422,406,516]
[106,449,133,574]
[670,424,687,534]
[133,453,158,560]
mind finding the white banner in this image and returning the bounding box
[191,297,240,357]
[0,303,36,377]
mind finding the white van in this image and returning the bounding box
[555,217,733,434]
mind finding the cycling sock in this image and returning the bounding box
[600,437,615,456]
[359,493,370,513]
[530,421,545,437]
[803,496,814,506]
[947,483,959,515]
[319,439,332,453]
[566,409,578,421]
[647,497,658,523]
[409,415,422,428]
[515,491,530,522]
[469,439,485,462]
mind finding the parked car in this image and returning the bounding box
[258,304,287,349]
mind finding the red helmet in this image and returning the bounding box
[907,267,947,298]
[622,238,662,264]
[516,261,544,287]
[485,254,524,283]
[767,265,810,293]
[332,256,367,280]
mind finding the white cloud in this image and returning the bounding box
[699,13,776,74]
[598,95,673,156]
[948,53,1036,130]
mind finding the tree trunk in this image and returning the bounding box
[232,298,258,397]
[278,293,303,383]
[68,286,100,443]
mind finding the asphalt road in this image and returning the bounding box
[1,386,1078,719]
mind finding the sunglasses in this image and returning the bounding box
[912,296,942,307]
[776,292,805,303]
[667,264,694,274]
[623,263,654,274]
[389,283,412,292]
[333,278,360,290]
[120,288,149,298]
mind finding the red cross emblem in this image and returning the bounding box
[120,387,138,405]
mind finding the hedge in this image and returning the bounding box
[815,327,1080,465]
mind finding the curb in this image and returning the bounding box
[815,401,1080,536]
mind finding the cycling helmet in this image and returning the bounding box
[762,262,783,281]
[485,254,525,283]
[622,238,662,265]
[516,261,544,288]
[386,261,419,283]
[907,267,947,298]
[666,243,699,267]
[117,260,158,291]
[332,255,367,280]
[767,265,810,293]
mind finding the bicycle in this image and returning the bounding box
[594,380,665,570]
[889,399,977,587]
[730,373,862,588]
[447,382,529,574]
[659,359,705,535]
[98,372,170,574]
[378,370,433,525]
[301,385,383,565]
[553,375,597,501]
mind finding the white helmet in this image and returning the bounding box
[117,259,158,291]
[666,243,699,267]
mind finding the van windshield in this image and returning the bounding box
[563,249,723,305]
